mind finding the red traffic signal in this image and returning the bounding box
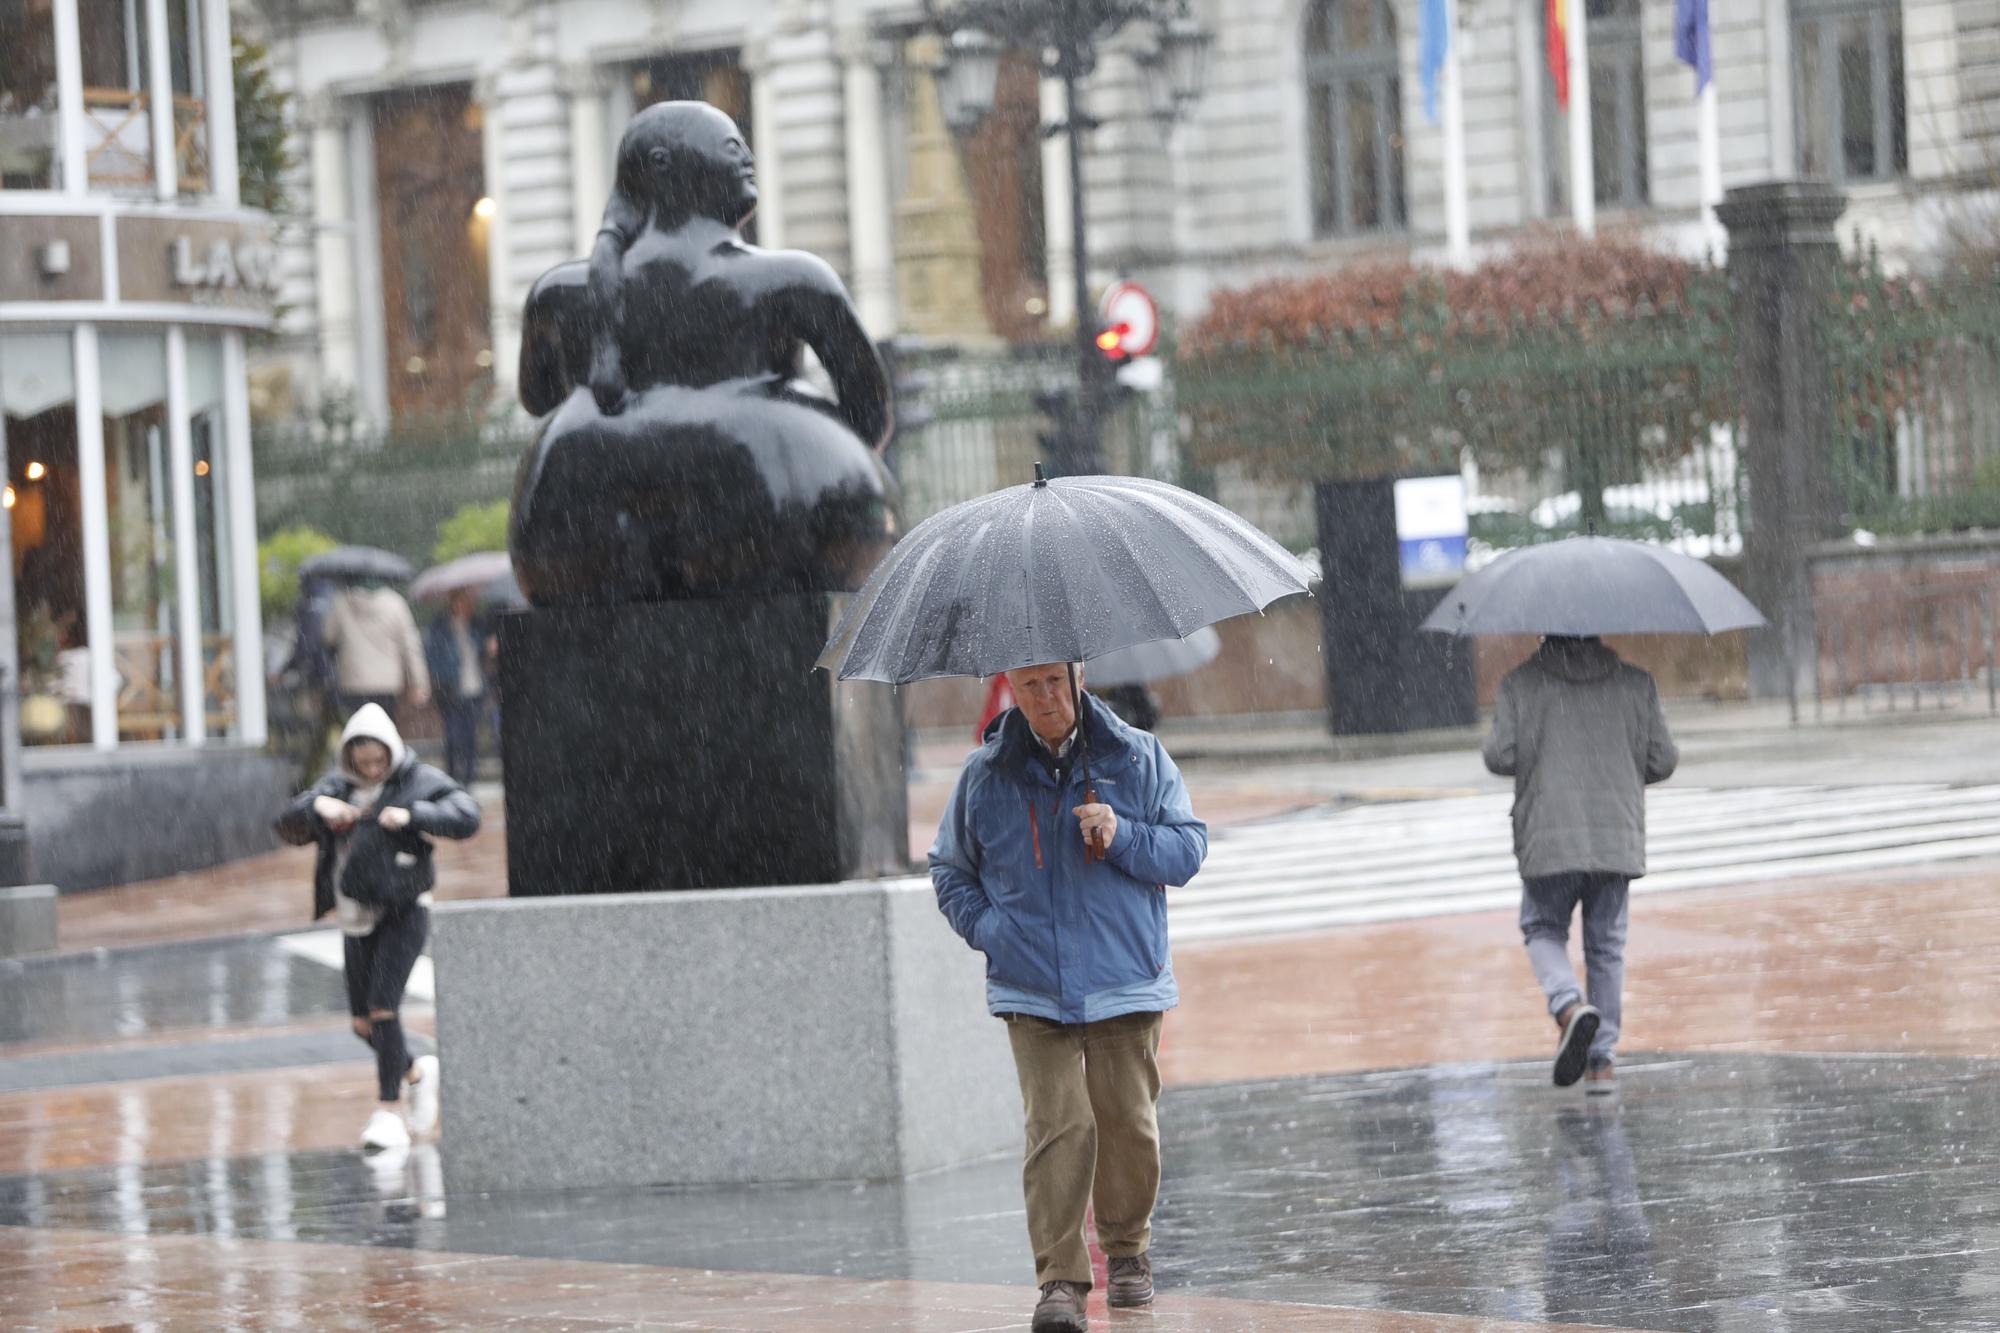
[1094,322,1133,363]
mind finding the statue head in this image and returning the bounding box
[612,101,758,229]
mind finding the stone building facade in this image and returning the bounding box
[247,0,2000,427]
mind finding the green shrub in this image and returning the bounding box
[432,500,510,564]
[259,526,337,618]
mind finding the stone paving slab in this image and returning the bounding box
[0,1226,1624,1332]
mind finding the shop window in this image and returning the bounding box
[4,333,89,746]
[99,332,183,742]
[77,0,154,190]
[1305,0,1407,237]
[373,84,493,422]
[0,0,63,189]
[1793,0,1906,184]
[187,336,235,737]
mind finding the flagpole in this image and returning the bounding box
[1441,0,1471,267]
[1566,0,1595,236]
[1697,75,1723,257]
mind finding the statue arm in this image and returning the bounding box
[587,228,630,415]
[790,256,892,449]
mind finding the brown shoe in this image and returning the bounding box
[1584,1061,1617,1096]
[1031,1279,1089,1333]
[1107,1253,1154,1307]
[1552,1003,1600,1088]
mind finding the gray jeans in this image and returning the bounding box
[1519,872,1630,1065]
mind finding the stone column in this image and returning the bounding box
[565,62,611,256]
[1039,74,1075,329]
[743,38,787,249]
[1715,181,1848,705]
[839,28,897,338]
[306,93,361,396]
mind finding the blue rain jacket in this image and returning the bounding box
[929,692,1208,1024]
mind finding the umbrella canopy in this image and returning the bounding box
[1419,536,1767,637]
[298,545,414,585]
[819,470,1311,684]
[1086,626,1222,687]
[410,550,514,604]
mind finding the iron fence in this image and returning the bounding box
[1812,583,1998,718]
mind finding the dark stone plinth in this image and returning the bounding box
[498,594,908,895]
[1314,479,1477,736]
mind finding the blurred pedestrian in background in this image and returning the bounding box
[424,588,493,786]
[325,578,430,724]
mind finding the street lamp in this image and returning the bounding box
[922,0,1213,476]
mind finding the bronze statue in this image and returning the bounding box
[510,101,896,605]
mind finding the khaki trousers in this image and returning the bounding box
[1004,1010,1165,1286]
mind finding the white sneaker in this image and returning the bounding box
[361,1106,411,1152]
[407,1055,441,1137]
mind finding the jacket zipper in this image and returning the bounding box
[1028,796,1043,869]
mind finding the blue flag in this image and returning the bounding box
[1675,0,1712,91]
[1420,0,1449,125]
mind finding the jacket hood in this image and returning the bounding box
[337,702,409,779]
[1533,636,1621,684]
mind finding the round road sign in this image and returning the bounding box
[1098,281,1159,358]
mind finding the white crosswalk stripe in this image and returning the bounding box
[1171,785,2000,943]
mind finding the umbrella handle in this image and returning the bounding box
[1083,783,1105,863]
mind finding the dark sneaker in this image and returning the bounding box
[1031,1280,1089,1333]
[1584,1061,1617,1096]
[1553,1003,1601,1088]
[1106,1253,1154,1308]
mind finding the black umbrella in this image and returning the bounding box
[298,545,414,585]
[1418,535,1766,637]
[819,466,1311,860]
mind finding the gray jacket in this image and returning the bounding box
[1482,639,1678,880]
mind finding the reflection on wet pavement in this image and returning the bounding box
[5,1053,1997,1330]
[0,936,349,1050]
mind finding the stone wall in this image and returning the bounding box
[24,748,292,893]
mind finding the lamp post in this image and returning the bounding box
[922,0,1212,476]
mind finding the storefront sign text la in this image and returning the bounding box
[170,235,280,294]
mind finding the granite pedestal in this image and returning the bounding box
[0,885,56,957]
[498,593,908,894]
[430,877,1022,1193]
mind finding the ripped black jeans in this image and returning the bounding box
[344,905,428,1101]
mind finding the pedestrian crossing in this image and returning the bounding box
[1171,784,2000,944]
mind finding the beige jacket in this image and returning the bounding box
[324,586,430,698]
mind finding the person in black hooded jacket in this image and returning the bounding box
[276,703,480,1151]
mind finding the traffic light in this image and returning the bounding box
[1093,320,1133,368]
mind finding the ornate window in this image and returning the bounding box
[1792,0,1906,183]
[1542,0,1649,213]
[1305,0,1406,236]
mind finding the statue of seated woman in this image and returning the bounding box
[510,101,896,606]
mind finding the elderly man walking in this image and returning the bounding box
[931,660,1207,1333]
[1484,635,1678,1094]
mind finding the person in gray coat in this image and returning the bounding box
[1483,635,1678,1093]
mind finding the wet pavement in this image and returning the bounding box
[4,1053,1997,1329]
[10,721,2000,1329]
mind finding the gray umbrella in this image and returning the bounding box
[298,545,414,585]
[818,469,1312,684]
[410,550,513,603]
[1086,626,1222,687]
[1419,535,1767,637]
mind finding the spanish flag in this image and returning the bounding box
[1547,0,1570,109]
